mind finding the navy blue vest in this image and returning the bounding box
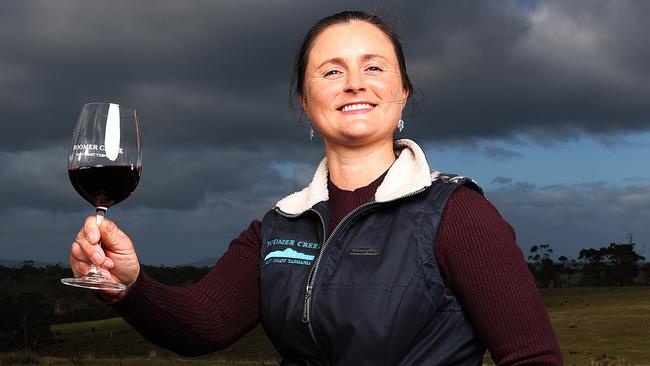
[260,176,486,365]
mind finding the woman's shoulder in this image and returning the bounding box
[438,184,517,247]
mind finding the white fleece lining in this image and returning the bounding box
[374,139,433,202]
[276,139,435,215]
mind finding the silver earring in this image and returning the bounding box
[397,118,404,133]
[305,114,315,141]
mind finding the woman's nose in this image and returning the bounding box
[344,71,366,93]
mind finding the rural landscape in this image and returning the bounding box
[2,1,650,365]
[1,241,650,365]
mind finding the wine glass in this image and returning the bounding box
[61,102,142,291]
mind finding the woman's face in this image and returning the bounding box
[301,21,408,147]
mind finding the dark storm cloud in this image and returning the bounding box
[0,147,73,210]
[132,147,322,210]
[488,180,650,258]
[0,0,374,151]
[483,146,523,161]
[2,0,650,263]
[2,0,650,152]
[0,147,321,264]
[401,0,650,142]
[0,145,323,212]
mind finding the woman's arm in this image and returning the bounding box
[108,220,262,356]
[435,187,563,365]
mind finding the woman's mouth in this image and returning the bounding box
[337,102,378,113]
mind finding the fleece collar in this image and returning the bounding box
[276,139,437,215]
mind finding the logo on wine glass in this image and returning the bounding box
[72,145,125,160]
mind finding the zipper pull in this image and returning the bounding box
[302,285,313,323]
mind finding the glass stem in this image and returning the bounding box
[87,207,107,277]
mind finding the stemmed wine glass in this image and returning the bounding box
[61,102,142,291]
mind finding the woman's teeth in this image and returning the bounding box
[341,103,375,112]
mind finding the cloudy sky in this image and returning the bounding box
[1,0,649,265]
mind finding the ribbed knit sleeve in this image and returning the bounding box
[108,220,262,356]
[435,187,563,365]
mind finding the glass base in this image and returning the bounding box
[61,272,126,291]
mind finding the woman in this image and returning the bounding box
[70,11,563,365]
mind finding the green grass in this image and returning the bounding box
[543,287,650,366]
[6,287,650,365]
[481,287,650,365]
[44,318,279,362]
[52,318,129,336]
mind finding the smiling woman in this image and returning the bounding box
[67,10,563,365]
[301,20,409,189]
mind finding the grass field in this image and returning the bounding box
[543,287,650,366]
[3,287,650,365]
[44,318,279,363]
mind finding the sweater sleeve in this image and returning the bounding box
[108,220,262,357]
[435,187,564,365]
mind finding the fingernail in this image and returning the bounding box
[92,251,104,265]
[88,231,97,242]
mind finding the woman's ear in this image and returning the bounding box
[300,95,309,114]
[402,87,409,106]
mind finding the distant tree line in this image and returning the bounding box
[0,262,209,352]
[527,242,648,288]
[2,242,648,352]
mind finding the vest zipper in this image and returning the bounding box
[276,185,429,363]
[302,202,374,324]
[300,186,428,363]
[302,208,329,364]
[302,187,429,324]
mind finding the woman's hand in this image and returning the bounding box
[69,216,140,300]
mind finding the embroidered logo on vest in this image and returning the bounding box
[264,238,320,266]
[348,247,381,256]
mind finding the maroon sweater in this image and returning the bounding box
[110,176,563,365]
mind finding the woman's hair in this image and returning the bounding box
[290,10,414,110]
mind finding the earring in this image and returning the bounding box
[397,118,404,133]
[305,114,315,141]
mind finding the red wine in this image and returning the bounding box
[69,165,141,209]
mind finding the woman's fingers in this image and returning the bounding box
[76,216,106,266]
[70,241,114,269]
[70,242,86,262]
[70,216,138,287]
[99,218,132,254]
[101,257,115,269]
[82,215,101,243]
[69,254,91,277]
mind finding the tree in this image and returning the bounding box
[528,244,560,288]
[558,256,579,288]
[578,242,645,286]
[579,248,609,286]
[605,242,645,286]
[641,263,650,285]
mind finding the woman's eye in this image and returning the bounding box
[324,70,341,77]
